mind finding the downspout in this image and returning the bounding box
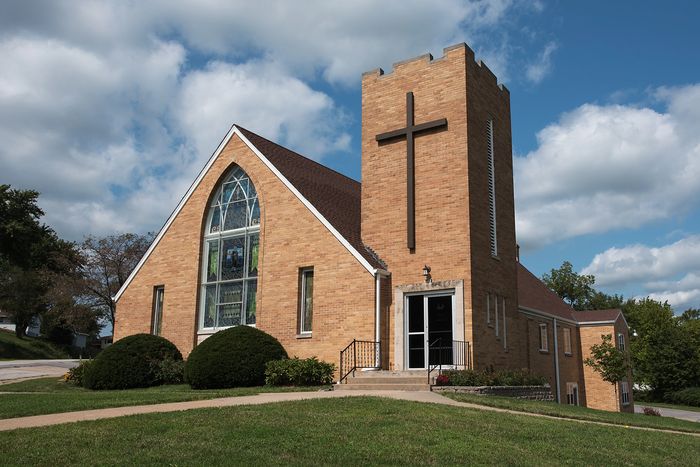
[553,318,561,403]
[375,272,381,367]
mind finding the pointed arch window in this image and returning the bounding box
[199,165,260,332]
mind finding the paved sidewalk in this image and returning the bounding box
[635,404,700,423]
[0,360,80,383]
[1,389,698,437]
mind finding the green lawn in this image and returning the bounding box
[0,397,697,466]
[443,392,700,433]
[0,377,323,419]
[0,330,68,359]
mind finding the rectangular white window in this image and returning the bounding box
[487,119,497,257]
[566,382,579,406]
[563,328,572,355]
[495,294,499,337]
[486,293,492,326]
[502,297,507,350]
[299,268,314,334]
[617,333,625,351]
[152,286,164,336]
[621,381,630,405]
[539,323,548,352]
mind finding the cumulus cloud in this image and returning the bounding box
[175,60,351,160]
[0,0,536,241]
[525,41,557,83]
[515,84,700,249]
[581,235,700,310]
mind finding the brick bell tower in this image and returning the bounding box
[361,43,523,370]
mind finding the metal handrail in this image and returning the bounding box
[428,339,471,385]
[339,339,380,383]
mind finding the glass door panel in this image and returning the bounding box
[428,295,453,366]
[407,295,425,369]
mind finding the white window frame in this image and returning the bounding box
[563,327,572,355]
[495,294,499,337]
[502,297,507,350]
[566,382,579,406]
[299,268,314,335]
[621,381,630,405]
[617,333,625,351]
[486,293,492,326]
[539,323,548,352]
[152,286,164,336]
[198,166,260,332]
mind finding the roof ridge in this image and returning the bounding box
[235,125,360,187]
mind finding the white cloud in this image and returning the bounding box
[0,0,537,242]
[525,41,557,83]
[175,60,351,161]
[581,235,700,310]
[515,84,700,249]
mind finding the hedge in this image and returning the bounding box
[185,326,287,389]
[82,334,182,390]
[265,357,335,386]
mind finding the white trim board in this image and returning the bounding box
[114,125,377,302]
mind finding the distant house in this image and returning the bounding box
[0,311,15,332]
[0,311,40,336]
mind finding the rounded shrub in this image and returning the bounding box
[83,334,182,390]
[185,326,287,389]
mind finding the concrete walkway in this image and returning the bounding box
[0,389,698,437]
[635,404,700,423]
[0,359,80,383]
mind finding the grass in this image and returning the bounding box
[0,377,324,419]
[443,392,700,433]
[0,397,697,466]
[639,401,700,413]
[0,330,68,359]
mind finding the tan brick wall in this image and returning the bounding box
[579,319,633,412]
[115,134,376,369]
[361,44,522,370]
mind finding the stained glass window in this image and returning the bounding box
[200,165,260,331]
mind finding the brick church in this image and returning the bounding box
[114,43,633,412]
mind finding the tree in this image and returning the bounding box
[0,185,83,337]
[622,298,700,398]
[584,334,630,402]
[80,233,153,328]
[541,261,596,310]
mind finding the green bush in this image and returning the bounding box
[155,357,185,385]
[438,369,546,387]
[82,334,182,390]
[664,387,700,407]
[265,357,334,386]
[185,326,287,389]
[64,360,95,386]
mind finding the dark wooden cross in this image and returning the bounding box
[375,92,447,250]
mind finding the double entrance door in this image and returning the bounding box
[406,292,454,369]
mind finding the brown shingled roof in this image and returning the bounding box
[517,263,576,321]
[237,126,386,270]
[518,263,626,327]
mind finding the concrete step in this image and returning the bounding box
[344,376,427,385]
[334,383,430,391]
[349,370,426,378]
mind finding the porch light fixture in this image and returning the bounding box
[422,265,432,283]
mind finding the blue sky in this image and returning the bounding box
[1,1,699,311]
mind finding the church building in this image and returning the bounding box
[114,43,633,412]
